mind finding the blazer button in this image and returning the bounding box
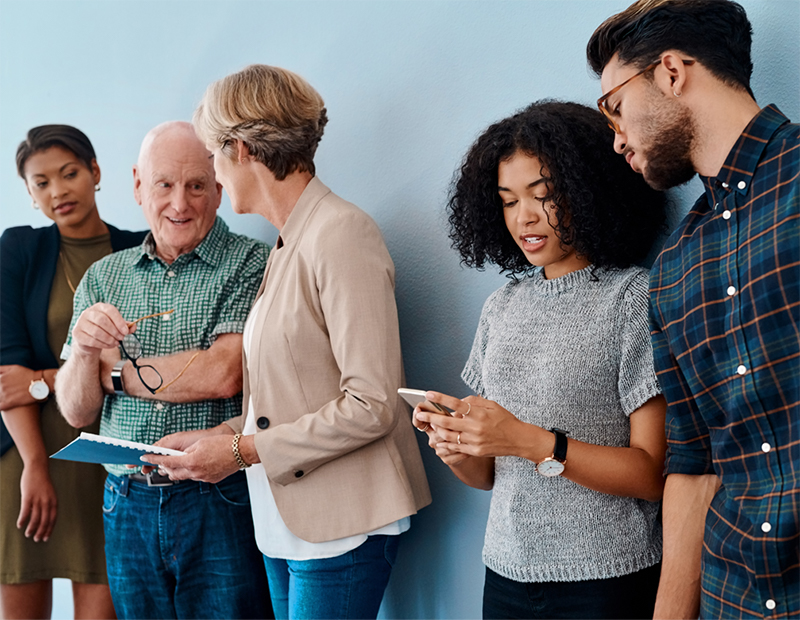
[294,470,304,478]
[257,417,270,429]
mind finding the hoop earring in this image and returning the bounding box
[32,200,39,210]
[673,90,682,98]
[95,184,101,192]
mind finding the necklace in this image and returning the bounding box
[59,249,77,294]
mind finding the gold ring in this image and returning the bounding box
[463,402,471,417]
[416,423,430,433]
[457,433,462,445]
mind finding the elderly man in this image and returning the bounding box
[56,121,271,619]
[588,2,798,619]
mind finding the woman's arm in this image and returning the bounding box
[0,405,58,542]
[0,365,58,411]
[415,392,667,501]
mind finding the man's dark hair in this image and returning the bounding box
[587,0,754,98]
[16,124,97,178]
[447,100,667,280]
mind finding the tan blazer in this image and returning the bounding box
[227,178,431,543]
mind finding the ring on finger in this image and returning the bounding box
[457,432,462,445]
[416,423,430,433]
[462,402,471,417]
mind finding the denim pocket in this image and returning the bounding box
[212,477,252,507]
[103,478,120,514]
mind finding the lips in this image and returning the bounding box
[521,234,546,252]
[167,217,191,225]
[54,201,77,214]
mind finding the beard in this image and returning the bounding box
[638,97,697,191]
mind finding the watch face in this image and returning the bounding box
[29,379,50,400]
[537,458,565,477]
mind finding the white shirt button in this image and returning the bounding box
[727,286,736,296]
[723,210,732,220]
[761,522,771,533]
[761,442,771,453]
[766,599,776,610]
[737,365,747,375]
[162,313,171,321]
[738,180,746,190]
[721,182,729,188]
[167,270,176,278]
[156,403,164,411]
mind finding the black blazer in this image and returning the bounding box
[0,222,146,452]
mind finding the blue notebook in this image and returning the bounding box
[50,432,184,465]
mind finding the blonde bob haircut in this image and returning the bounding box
[193,64,328,181]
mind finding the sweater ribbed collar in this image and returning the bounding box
[528,264,599,294]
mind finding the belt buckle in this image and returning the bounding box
[145,471,176,487]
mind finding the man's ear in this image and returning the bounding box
[132,165,143,205]
[660,51,690,97]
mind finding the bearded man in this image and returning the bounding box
[588,2,798,619]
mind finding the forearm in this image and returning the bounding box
[115,334,243,403]
[449,456,495,490]
[1,405,48,465]
[55,353,104,427]
[0,365,58,410]
[653,473,720,619]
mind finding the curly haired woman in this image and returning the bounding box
[413,101,668,619]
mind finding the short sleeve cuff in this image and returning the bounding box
[210,320,247,343]
[460,366,483,397]
[60,342,72,361]
[664,450,714,476]
[620,380,662,417]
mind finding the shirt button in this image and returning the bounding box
[761,442,771,453]
[723,210,732,220]
[167,270,176,278]
[761,522,771,533]
[294,470,304,478]
[737,365,747,375]
[738,180,746,190]
[721,182,729,188]
[256,416,270,429]
[766,599,776,610]
[156,403,164,411]
[727,286,736,296]
[162,313,171,321]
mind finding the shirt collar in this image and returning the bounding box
[700,104,790,206]
[131,216,229,268]
[276,177,332,248]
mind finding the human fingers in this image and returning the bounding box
[35,495,57,542]
[425,391,466,414]
[415,409,466,433]
[21,499,41,539]
[72,304,129,350]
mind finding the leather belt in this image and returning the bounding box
[128,470,181,487]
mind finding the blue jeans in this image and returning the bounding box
[482,563,661,619]
[103,471,272,619]
[263,534,399,620]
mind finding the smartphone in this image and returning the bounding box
[397,388,454,414]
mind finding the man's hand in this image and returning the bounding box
[18,461,57,542]
[70,303,131,357]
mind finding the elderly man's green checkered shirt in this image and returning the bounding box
[63,217,269,476]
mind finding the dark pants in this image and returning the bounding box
[103,471,272,619]
[483,563,661,619]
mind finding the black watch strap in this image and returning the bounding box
[112,360,127,395]
[550,427,569,463]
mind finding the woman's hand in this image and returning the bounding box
[143,429,242,484]
[414,392,546,459]
[18,461,57,542]
[0,365,47,410]
[415,412,469,466]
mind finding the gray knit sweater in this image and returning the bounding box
[462,265,662,583]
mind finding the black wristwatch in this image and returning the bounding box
[536,427,569,477]
[111,360,127,395]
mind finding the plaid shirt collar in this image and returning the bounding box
[700,104,790,206]
[130,215,229,268]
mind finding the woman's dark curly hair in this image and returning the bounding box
[447,100,667,279]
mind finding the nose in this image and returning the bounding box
[613,130,627,154]
[517,198,541,224]
[50,178,67,200]
[171,186,190,214]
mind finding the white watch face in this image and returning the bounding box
[29,379,50,400]
[537,458,565,477]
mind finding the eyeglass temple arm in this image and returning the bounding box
[127,308,175,328]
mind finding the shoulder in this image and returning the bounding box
[105,223,148,250]
[1,224,56,248]
[217,229,270,263]
[310,191,383,239]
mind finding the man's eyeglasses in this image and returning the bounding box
[597,58,695,133]
[120,310,200,395]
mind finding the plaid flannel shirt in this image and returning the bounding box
[650,105,799,619]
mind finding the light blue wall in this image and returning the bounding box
[1,1,797,618]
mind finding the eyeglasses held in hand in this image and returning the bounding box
[120,309,200,395]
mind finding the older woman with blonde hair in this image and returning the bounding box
[146,64,431,620]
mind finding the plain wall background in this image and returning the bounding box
[1,1,797,618]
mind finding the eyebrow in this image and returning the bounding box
[498,177,547,192]
[31,161,81,178]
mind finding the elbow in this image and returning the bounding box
[641,474,666,503]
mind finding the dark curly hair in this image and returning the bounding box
[447,100,667,279]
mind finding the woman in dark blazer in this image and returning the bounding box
[0,125,145,620]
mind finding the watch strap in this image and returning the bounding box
[111,360,127,395]
[550,427,569,463]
